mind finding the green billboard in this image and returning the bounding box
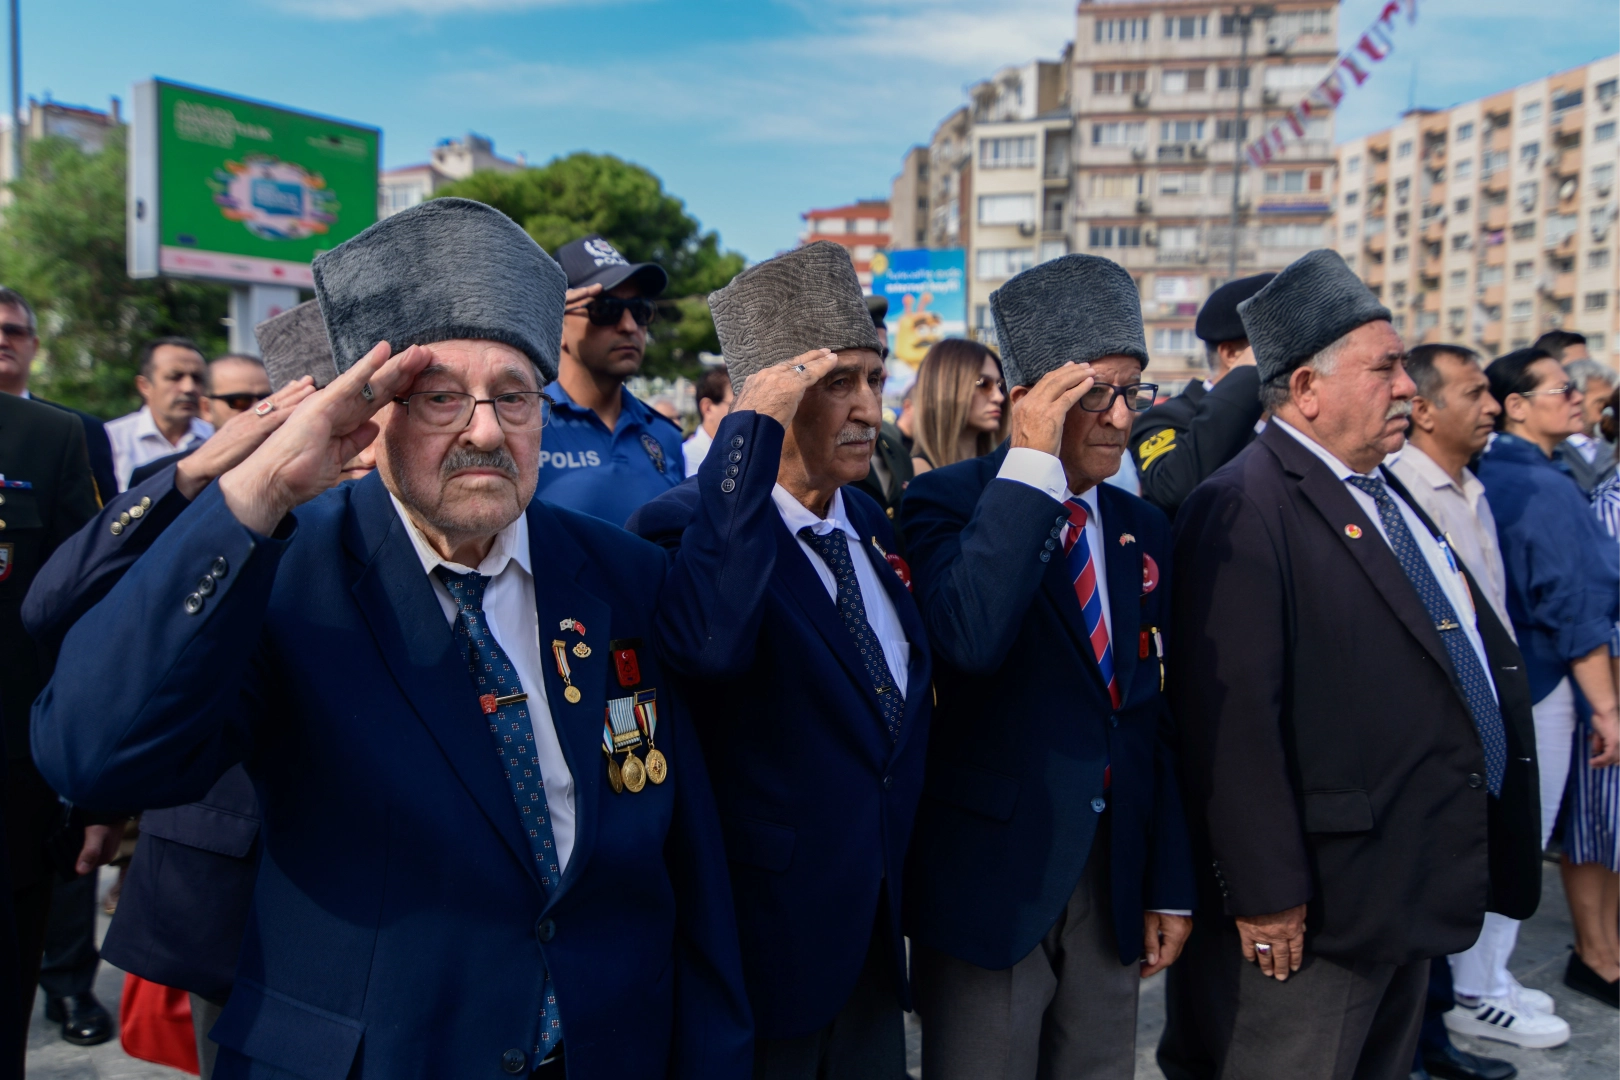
[129,79,379,287]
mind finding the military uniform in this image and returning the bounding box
[1129,367,1263,518]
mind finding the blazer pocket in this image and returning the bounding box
[722,815,796,873]
[926,762,1020,823]
[208,977,363,1080]
[139,804,260,859]
[1302,789,1374,834]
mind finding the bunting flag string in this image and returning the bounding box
[1244,0,1420,167]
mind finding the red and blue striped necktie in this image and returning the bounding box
[1063,498,1120,710]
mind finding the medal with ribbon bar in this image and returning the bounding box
[633,689,666,785]
[604,695,647,792]
[551,640,582,704]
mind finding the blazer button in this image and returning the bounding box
[501,1048,528,1074]
[730,435,745,449]
[110,521,124,536]
[1039,551,1051,563]
[882,775,893,791]
[1055,514,1067,526]
[1091,796,1107,813]
[1043,538,1057,551]
[1109,715,1119,728]
[196,575,216,597]
[211,556,229,578]
[1466,773,1484,790]
[720,478,736,493]
[728,450,742,463]
[183,593,204,616]
[726,464,739,478]
[537,918,556,943]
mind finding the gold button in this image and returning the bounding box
[140,497,151,509]
[0,518,6,529]
[129,505,145,519]
[118,512,131,526]
[0,492,6,504]
[110,521,124,535]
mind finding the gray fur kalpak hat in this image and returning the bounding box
[708,241,883,394]
[988,254,1148,389]
[1238,249,1392,385]
[312,198,567,381]
[255,300,338,390]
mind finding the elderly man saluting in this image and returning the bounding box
[1158,251,1542,1080]
[31,198,750,1080]
[629,242,931,1080]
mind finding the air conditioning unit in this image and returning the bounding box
[1135,198,1153,214]
[1195,251,1210,264]
[1262,89,1281,106]
[1597,183,1614,198]
[1130,147,1147,161]
[1189,144,1208,160]
[1133,91,1151,109]
[1559,178,1579,201]
[1265,35,1286,53]
[1143,228,1159,247]
[1018,221,1037,237]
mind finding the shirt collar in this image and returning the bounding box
[133,404,210,445]
[547,378,635,419]
[1273,416,1373,481]
[388,491,532,580]
[1568,432,1593,450]
[1391,442,1483,499]
[772,485,859,543]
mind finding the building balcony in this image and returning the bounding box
[1548,146,1582,178]
[1551,271,1577,299]
[1552,105,1585,136]
[1485,205,1508,230]
[1481,171,1508,195]
[1422,221,1445,244]
[1482,284,1504,306]
[1373,161,1390,185]
[1363,231,1386,255]
[1422,254,1443,278]
[1365,262,1386,287]
[1484,243,1507,267]
[1480,321,1503,347]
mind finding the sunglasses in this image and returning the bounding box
[0,322,33,339]
[209,392,269,412]
[1517,384,1575,399]
[974,376,1006,395]
[568,296,658,328]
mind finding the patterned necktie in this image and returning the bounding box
[436,568,564,1055]
[1343,475,1507,796]
[797,527,903,742]
[1063,499,1121,709]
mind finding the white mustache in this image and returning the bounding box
[837,424,877,445]
[1386,400,1413,420]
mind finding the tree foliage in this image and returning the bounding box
[0,128,229,418]
[435,152,744,379]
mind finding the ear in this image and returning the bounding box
[1007,384,1032,408]
[134,374,153,397]
[1289,364,1321,420]
[1410,396,1437,433]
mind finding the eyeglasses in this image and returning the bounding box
[1517,384,1575,400]
[974,375,1006,395]
[393,391,553,433]
[0,322,33,339]
[207,392,269,412]
[1078,382,1159,413]
[567,296,658,328]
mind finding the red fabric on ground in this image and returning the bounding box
[118,972,200,1075]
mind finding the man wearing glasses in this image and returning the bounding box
[32,199,749,1079]
[536,234,684,526]
[127,354,273,489]
[898,254,1194,1078]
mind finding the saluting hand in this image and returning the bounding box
[731,349,841,428]
[175,377,317,499]
[1008,363,1096,458]
[219,341,431,536]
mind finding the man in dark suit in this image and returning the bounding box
[628,241,930,1080]
[899,254,1194,1077]
[1158,251,1543,1080]
[0,391,108,1069]
[31,198,750,1079]
[1128,274,1270,519]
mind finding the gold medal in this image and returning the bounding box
[572,641,591,659]
[564,685,581,704]
[622,751,647,793]
[645,747,668,785]
[605,751,624,794]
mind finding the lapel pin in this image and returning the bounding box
[1344,524,1363,539]
[1141,553,1160,595]
[559,618,586,635]
[1118,533,1136,546]
[572,641,592,659]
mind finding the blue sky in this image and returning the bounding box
[18,0,1618,263]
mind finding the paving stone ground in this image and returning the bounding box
[28,865,1619,1077]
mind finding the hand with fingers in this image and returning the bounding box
[175,377,318,499]
[1009,362,1097,458]
[218,341,433,536]
[563,282,604,317]
[1140,912,1193,978]
[731,348,842,428]
[1235,904,1307,981]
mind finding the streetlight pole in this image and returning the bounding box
[8,0,19,183]
[1226,8,1250,279]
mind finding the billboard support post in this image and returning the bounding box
[228,284,300,356]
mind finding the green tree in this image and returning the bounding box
[435,152,744,379]
[0,128,229,418]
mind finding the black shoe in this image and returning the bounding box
[1564,950,1620,1008]
[42,991,114,1046]
[1423,1042,1517,1080]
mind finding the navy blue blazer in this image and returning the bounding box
[23,464,260,1003]
[32,473,750,1080]
[627,410,932,1041]
[898,443,1196,970]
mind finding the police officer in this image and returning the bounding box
[538,235,684,526]
[1129,273,1272,517]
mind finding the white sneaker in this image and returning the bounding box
[1444,994,1570,1048]
[1506,977,1556,1015]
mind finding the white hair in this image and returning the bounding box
[1259,332,1351,412]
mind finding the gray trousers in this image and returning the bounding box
[912,833,1138,1080]
[190,993,225,1080]
[1157,914,1427,1080]
[753,925,905,1080]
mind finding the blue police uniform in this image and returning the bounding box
[536,383,684,527]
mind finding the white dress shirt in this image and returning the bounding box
[1386,443,1514,639]
[682,426,714,478]
[1274,419,1494,691]
[390,495,577,872]
[772,485,910,697]
[105,406,212,491]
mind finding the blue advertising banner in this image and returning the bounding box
[870,247,966,370]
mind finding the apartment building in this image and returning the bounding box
[1072,0,1340,385]
[798,200,892,287]
[0,95,123,187]
[1334,56,1620,365]
[889,146,931,250]
[379,133,524,218]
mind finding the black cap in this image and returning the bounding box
[866,294,888,328]
[554,235,668,297]
[1195,273,1275,345]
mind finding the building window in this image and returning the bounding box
[1089,225,1143,248]
[980,136,1037,168]
[1397,140,1413,158]
[1159,172,1203,195]
[1342,222,1359,240]
[1591,249,1612,270]
[1596,122,1617,143]
[1456,122,1474,141]
[1093,71,1148,95]
[1264,170,1320,194]
[853,217,879,235]
[1482,150,1509,177]
[1594,163,1616,192]
[1511,261,1533,280]
[1095,17,1150,42]
[1161,68,1206,93]
[1160,119,1206,143]
[1165,15,1208,38]
[1545,213,1578,244]
[1160,225,1200,250]
[1480,265,1504,285]
[1551,89,1583,115]
[1345,191,1359,207]
[1449,270,1467,288]
[1586,292,1610,311]
[1452,233,1473,251]
[1259,223,1326,247]
[1454,159,1474,180]
[1392,314,1407,333]
[1092,122,1147,146]
[1090,173,1144,197]
[1039,239,1069,263]
[978,193,1036,225]
[1520,141,1540,165]
[1347,155,1362,174]
[1416,311,1439,331]
[1155,276,1197,300]
[976,248,1036,279]
[1589,333,1607,353]
[1448,306,1466,328]
[1509,300,1532,321]
[1511,221,1536,241]
[852,244,876,261]
[1153,328,1200,352]
[1215,118,1250,141]
[1454,197,1471,214]
[1217,67,1251,90]
[1395,178,1411,203]
[1393,244,1409,262]
[1521,101,1543,124]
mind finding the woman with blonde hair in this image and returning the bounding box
[910,339,1007,475]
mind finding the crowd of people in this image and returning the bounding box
[0,195,1615,1080]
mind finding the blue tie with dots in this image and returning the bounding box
[436,568,563,1056]
[797,527,903,742]
[1343,476,1507,796]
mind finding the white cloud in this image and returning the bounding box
[263,0,612,20]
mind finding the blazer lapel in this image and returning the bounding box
[1097,487,1140,699]
[772,515,883,703]
[342,476,544,893]
[523,501,612,906]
